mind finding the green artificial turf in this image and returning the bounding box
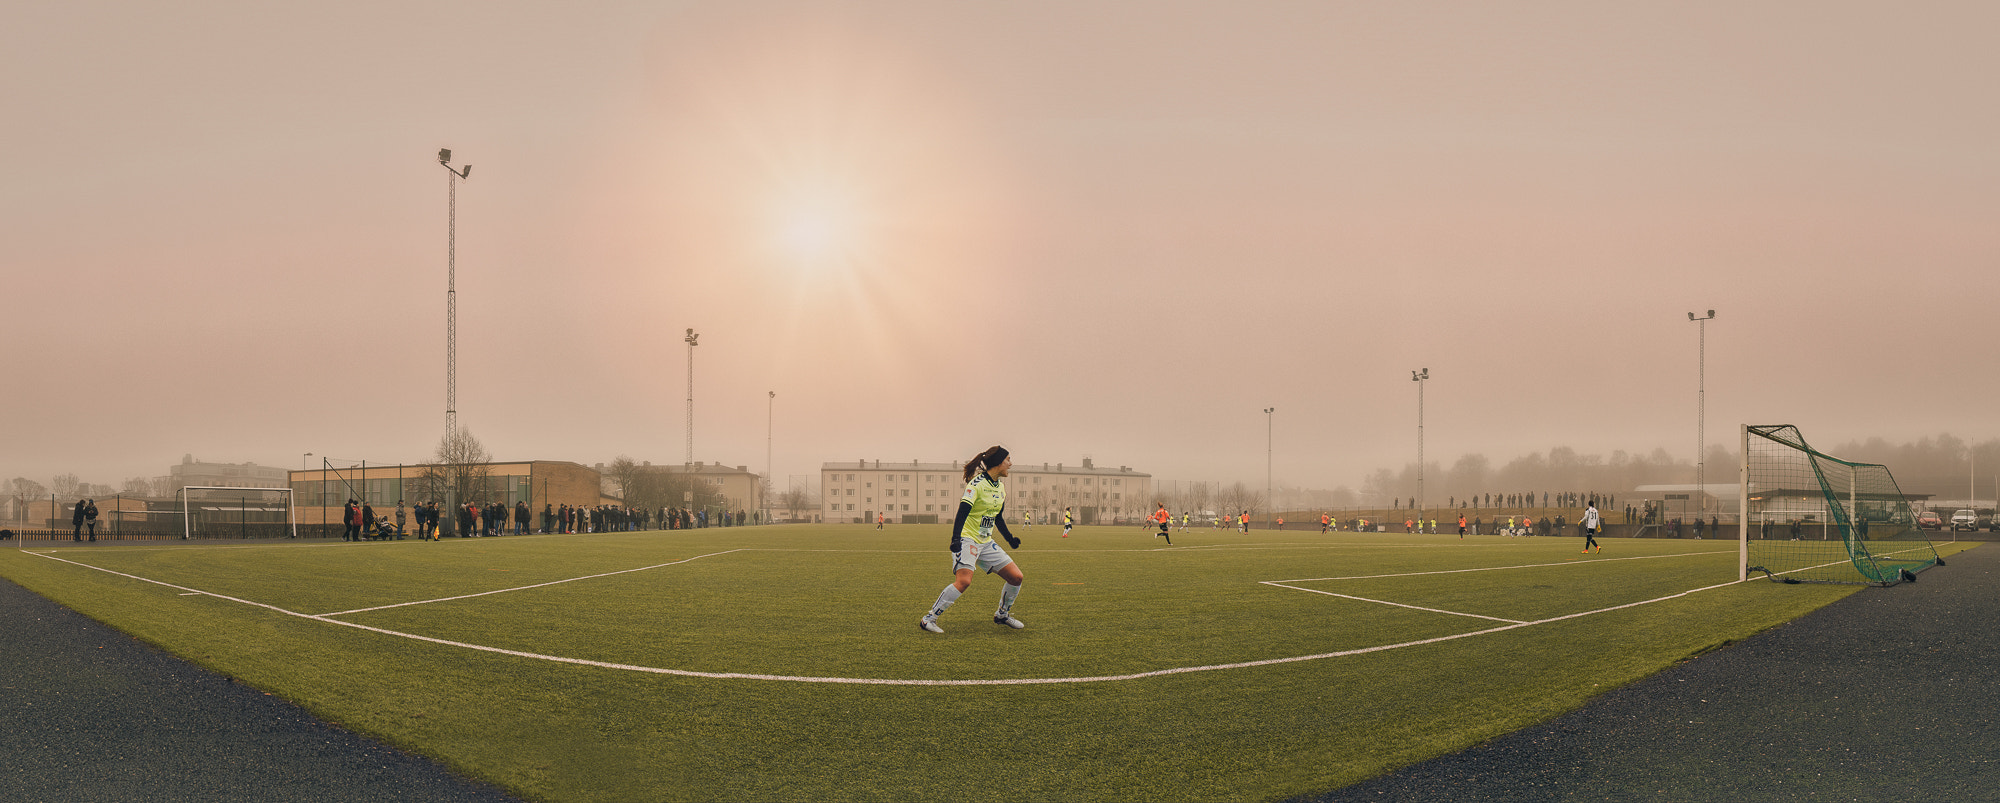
[3,527,1969,802]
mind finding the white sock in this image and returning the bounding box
[928,584,962,619]
[998,581,1021,616]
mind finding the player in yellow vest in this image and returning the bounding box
[919,446,1025,634]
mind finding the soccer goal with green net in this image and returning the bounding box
[1739,424,1941,585]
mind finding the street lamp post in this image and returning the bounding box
[1689,310,1715,514]
[1264,407,1275,523]
[684,329,699,470]
[1413,368,1429,515]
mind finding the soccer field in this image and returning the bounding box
[4,526,1960,802]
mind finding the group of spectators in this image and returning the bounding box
[335,499,750,540]
[1391,492,1618,511]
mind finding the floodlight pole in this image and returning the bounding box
[685,329,699,470]
[1413,368,1429,515]
[766,390,775,524]
[1263,407,1275,523]
[440,149,471,537]
[1689,310,1715,514]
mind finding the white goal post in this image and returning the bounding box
[178,486,296,540]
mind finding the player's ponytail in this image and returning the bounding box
[962,445,1009,483]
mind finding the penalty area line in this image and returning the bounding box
[1273,549,1728,583]
[316,549,750,616]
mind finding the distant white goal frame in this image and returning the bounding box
[177,486,296,540]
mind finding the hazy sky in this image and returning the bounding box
[5,1,1996,494]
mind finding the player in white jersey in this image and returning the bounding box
[1581,503,1602,553]
[919,446,1026,633]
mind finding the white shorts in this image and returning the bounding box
[953,539,1014,575]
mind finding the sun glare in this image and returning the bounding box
[779,211,843,261]
[772,194,860,266]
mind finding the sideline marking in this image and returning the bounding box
[28,549,1754,687]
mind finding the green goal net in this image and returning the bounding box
[1742,425,1940,585]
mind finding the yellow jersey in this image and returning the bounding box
[958,474,1007,544]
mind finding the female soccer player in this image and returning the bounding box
[919,446,1025,634]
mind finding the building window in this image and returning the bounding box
[846,504,854,511]
[1069,478,1077,485]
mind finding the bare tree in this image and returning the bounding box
[780,485,812,521]
[410,428,495,535]
[50,473,80,500]
[605,455,642,500]
[122,477,153,496]
[10,477,47,509]
[1181,480,1212,517]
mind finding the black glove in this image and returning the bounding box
[951,534,962,554]
[1004,533,1020,549]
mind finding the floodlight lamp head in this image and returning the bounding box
[439,148,451,164]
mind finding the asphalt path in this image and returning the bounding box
[1304,542,1999,803]
[0,573,519,803]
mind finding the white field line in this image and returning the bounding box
[1258,582,1526,623]
[1273,549,1728,583]
[27,549,1755,687]
[316,549,748,616]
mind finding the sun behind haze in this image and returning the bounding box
[1,1,1995,494]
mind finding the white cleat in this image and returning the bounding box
[918,618,944,634]
[993,614,1025,629]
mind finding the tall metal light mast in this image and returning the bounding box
[1264,407,1275,522]
[766,390,776,523]
[1413,368,1429,514]
[439,149,471,439]
[1689,310,1716,513]
[684,329,700,468]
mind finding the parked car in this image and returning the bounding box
[1915,510,1943,530]
[1950,509,1979,532]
